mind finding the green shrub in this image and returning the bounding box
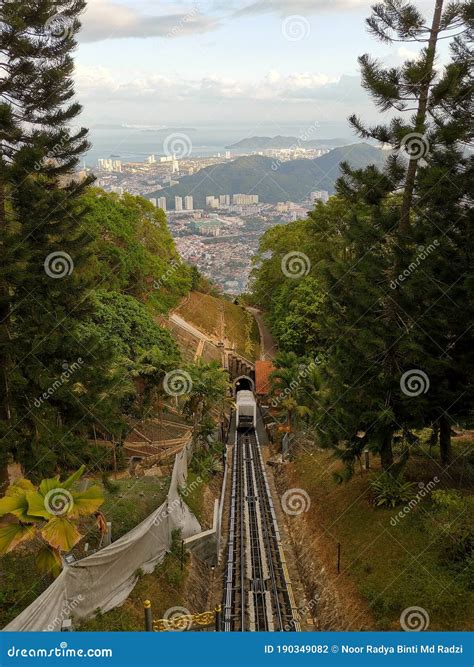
[370,472,416,508]
[428,490,474,567]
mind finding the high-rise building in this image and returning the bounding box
[98,158,121,172]
[157,197,167,211]
[172,159,179,173]
[206,196,219,209]
[219,195,231,206]
[149,198,157,207]
[225,151,231,160]
[175,196,183,211]
[232,194,259,205]
[184,196,194,211]
[311,190,329,203]
[146,154,156,164]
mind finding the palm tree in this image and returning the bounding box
[270,352,312,430]
[182,360,230,449]
[0,466,104,576]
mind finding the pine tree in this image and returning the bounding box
[308,187,412,469]
[0,1,88,418]
[350,0,470,230]
[399,22,474,465]
[0,1,124,473]
[319,1,473,470]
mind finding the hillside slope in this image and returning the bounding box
[174,292,260,360]
[152,143,387,207]
[227,135,351,150]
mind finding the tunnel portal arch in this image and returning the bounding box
[234,375,254,394]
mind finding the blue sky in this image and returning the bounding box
[74,0,441,131]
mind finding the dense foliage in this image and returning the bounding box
[0,2,197,476]
[251,0,473,473]
[82,189,191,312]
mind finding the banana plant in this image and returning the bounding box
[0,466,104,576]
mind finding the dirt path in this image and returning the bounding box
[194,339,205,361]
[246,307,277,360]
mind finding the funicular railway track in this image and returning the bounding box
[223,428,300,631]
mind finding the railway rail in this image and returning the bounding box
[223,428,300,631]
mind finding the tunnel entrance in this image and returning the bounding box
[234,376,254,394]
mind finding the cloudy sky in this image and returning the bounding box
[74,0,440,133]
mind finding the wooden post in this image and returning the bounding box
[180,539,185,571]
[144,600,153,631]
[112,437,118,480]
[337,543,341,574]
[364,449,370,471]
[103,522,112,547]
[214,604,221,632]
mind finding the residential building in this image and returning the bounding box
[206,196,220,209]
[311,190,329,203]
[232,194,259,205]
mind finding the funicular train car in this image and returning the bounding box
[235,390,257,430]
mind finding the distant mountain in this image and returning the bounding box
[152,143,387,208]
[226,135,352,150]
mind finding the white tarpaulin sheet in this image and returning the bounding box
[4,444,201,631]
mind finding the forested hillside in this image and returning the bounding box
[1,188,192,476]
[226,136,351,150]
[153,144,386,208]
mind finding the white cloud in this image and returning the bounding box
[80,0,219,42]
[234,0,369,16]
[397,46,421,61]
[75,64,338,103]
